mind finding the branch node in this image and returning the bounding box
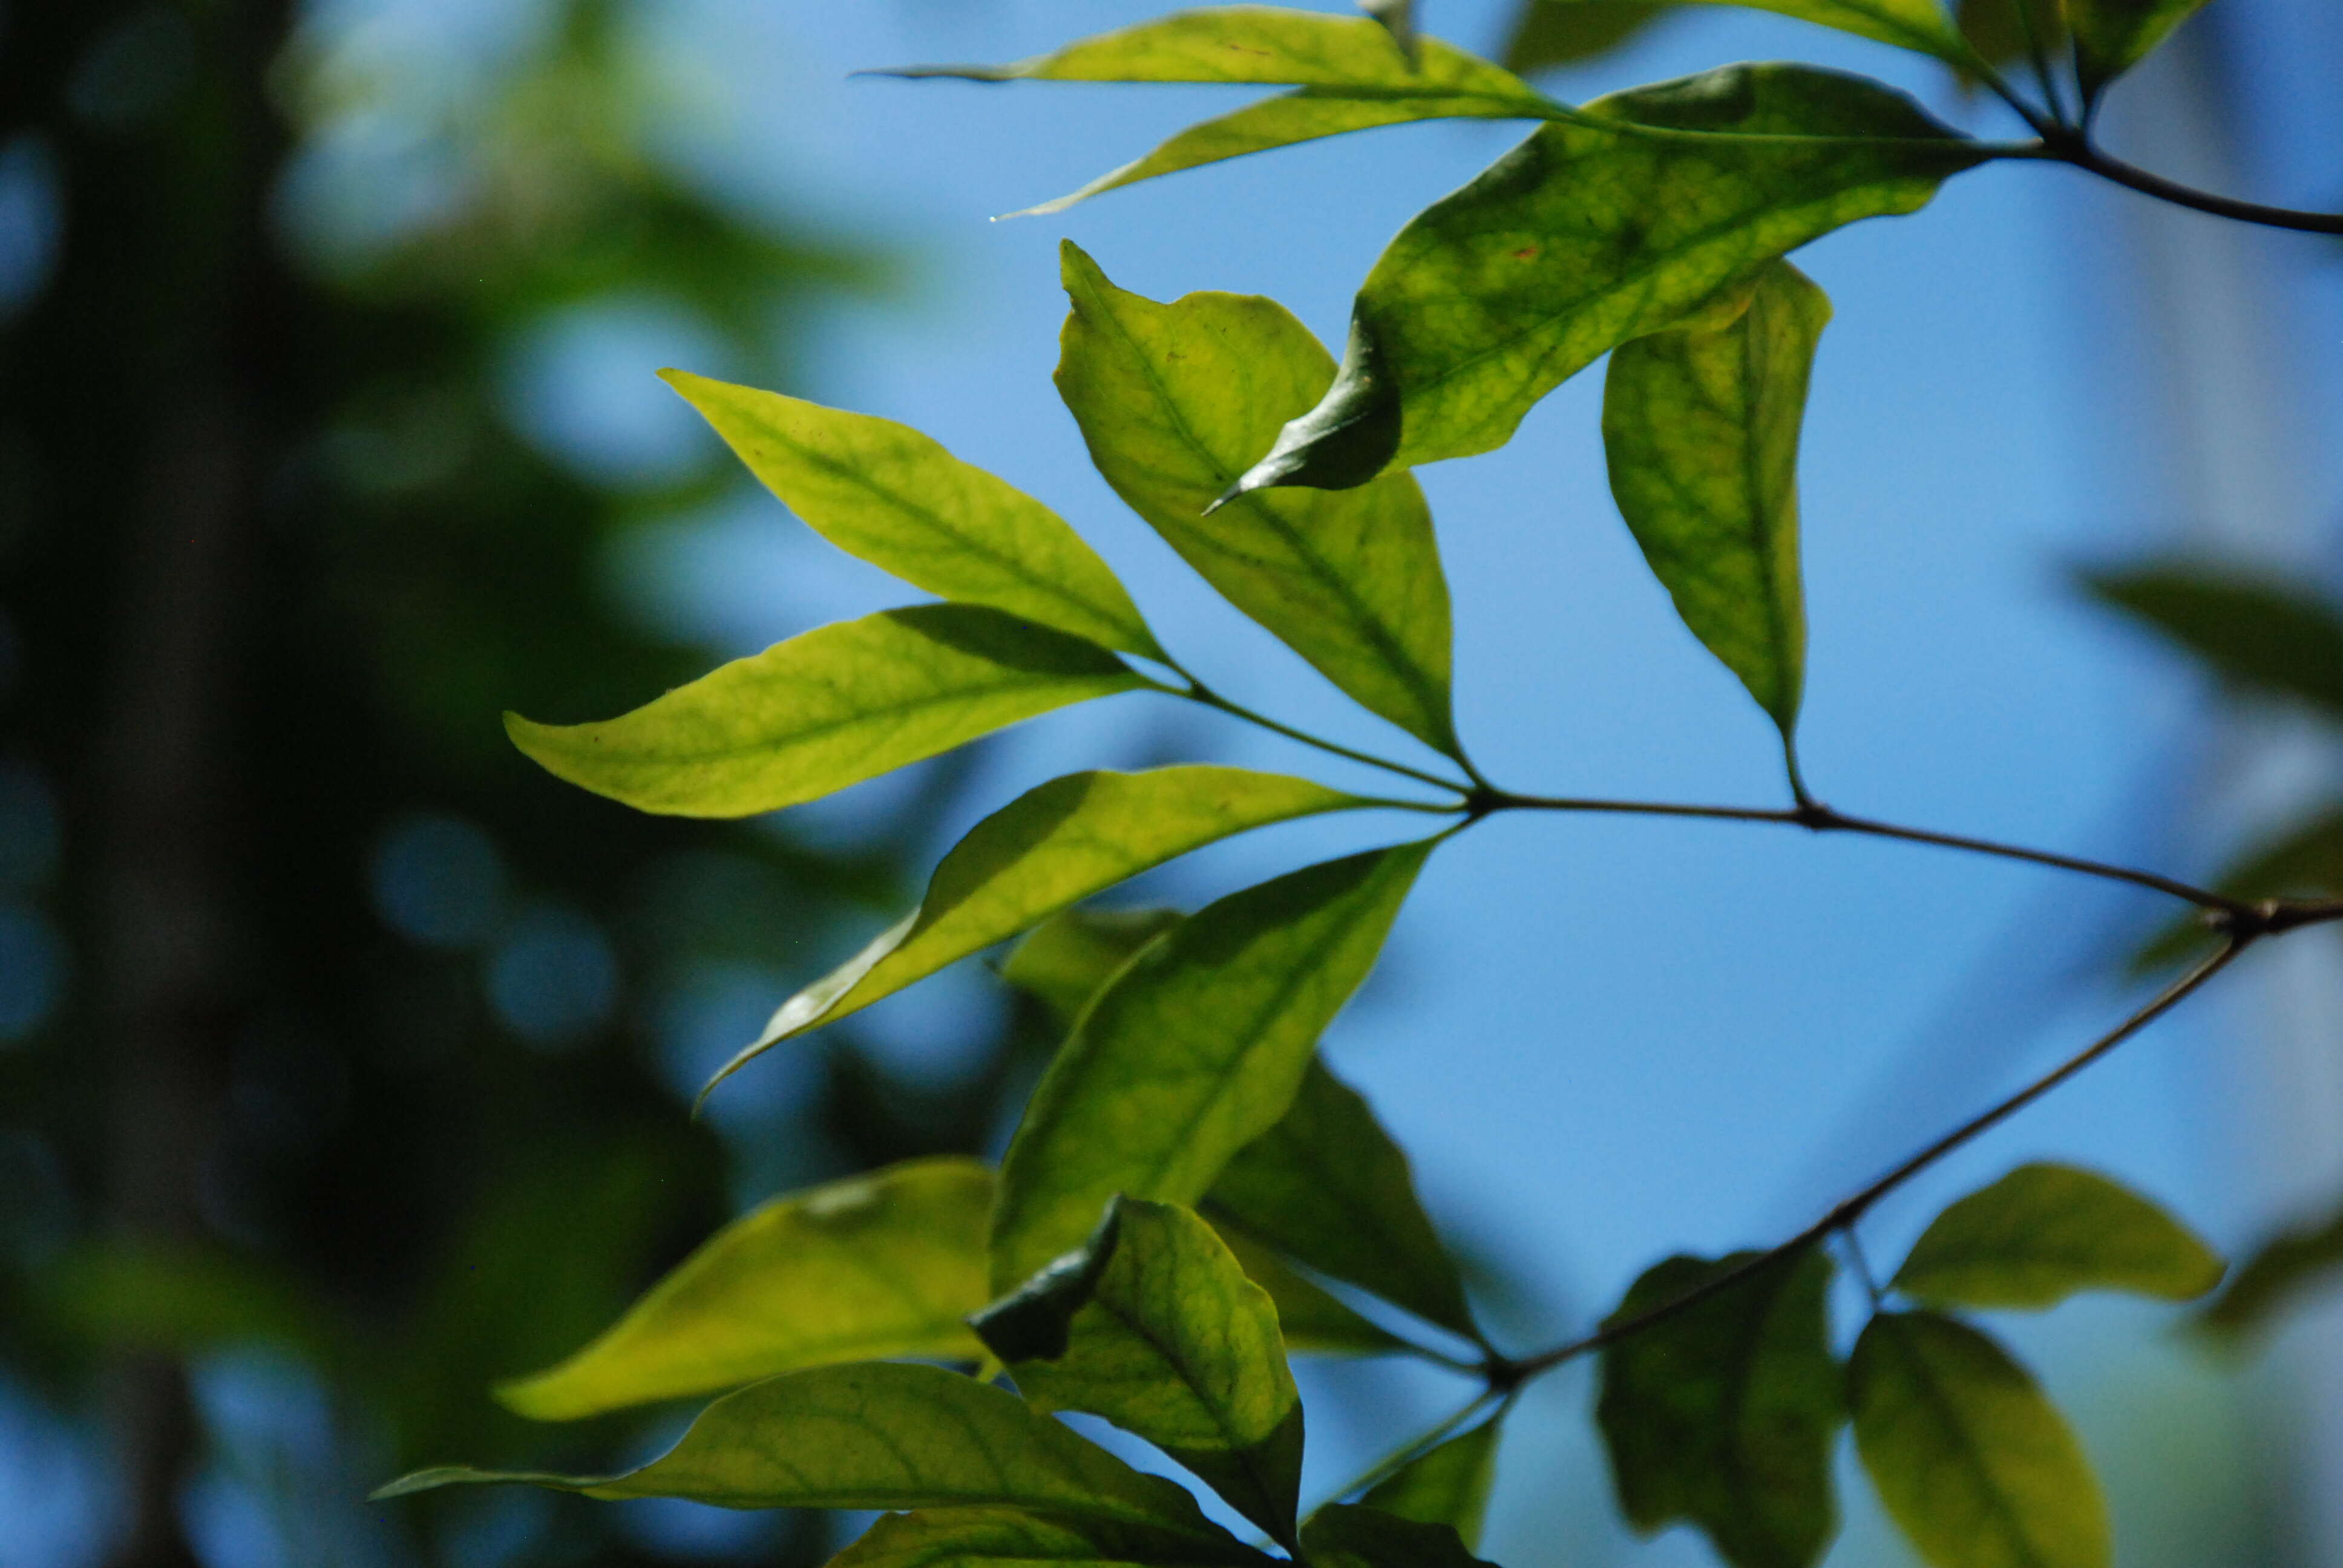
[1789,800,1836,832]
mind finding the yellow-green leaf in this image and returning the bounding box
[1850,1312,2109,1568]
[662,371,1161,659]
[1892,1163,2224,1310]
[495,1158,992,1421]
[2197,1193,2343,1344]
[1002,906,1185,1021]
[1361,1421,1502,1550]
[1228,65,1982,494]
[992,840,1435,1291]
[829,1508,1275,1568]
[887,7,1487,87]
[1208,1220,1414,1357]
[1056,243,1461,758]
[1303,1504,1496,1568]
[976,1198,1305,1546]
[507,606,1144,819]
[1582,0,1971,59]
[2068,0,2208,95]
[1602,259,1829,741]
[706,766,1365,1101]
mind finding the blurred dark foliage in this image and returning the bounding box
[0,2,1050,1563]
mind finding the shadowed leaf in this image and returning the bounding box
[1303,1503,1496,1567]
[2198,1195,2343,1343]
[1208,1221,1414,1356]
[2068,0,2209,95]
[828,1508,1275,1568]
[1955,0,2069,72]
[2084,563,2343,719]
[1893,1163,2223,1311]
[1003,906,1185,1022]
[1361,1420,1502,1549]
[1503,1,1679,73]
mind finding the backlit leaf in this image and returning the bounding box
[976,1198,1305,1544]
[1209,1057,1479,1341]
[376,1361,1231,1537]
[1850,1312,2109,1568]
[829,1508,1274,1568]
[1057,244,1461,757]
[992,840,1435,1290]
[508,605,1144,819]
[2068,0,2209,95]
[1602,258,1829,740]
[1893,1163,2223,1311]
[1303,1504,1496,1568]
[496,1157,993,1420]
[707,767,1365,1100]
[1227,65,1982,494]
[1208,1220,1414,1356]
[1361,1420,1502,1549]
[888,7,1493,88]
[1503,1,1678,73]
[2083,563,2343,719]
[1596,1248,1842,1568]
[1611,0,1971,58]
[1002,906,1185,1022]
[2198,1194,2343,1343]
[661,371,1161,659]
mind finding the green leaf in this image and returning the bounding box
[1055,243,1461,757]
[706,766,1365,1100]
[1602,258,1829,741]
[828,1508,1276,1568]
[1208,1220,1415,1357]
[1596,1249,1843,1568]
[1302,1503,1496,1568]
[1227,65,1983,494]
[992,840,1436,1291]
[2130,806,2343,974]
[975,1198,1306,1545]
[1953,0,2069,71]
[507,605,1145,819]
[1361,1421,1502,1549]
[2068,0,2208,95]
[1358,0,1421,64]
[494,1157,993,1421]
[1611,0,1973,59]
[1002,906,1186,1021]
[888,7,1494,87]
[375,1361,1231,1538]
[2083,563,2343,719]
[1503,1,1679,74]
[1208,1057,1479,1341]
[1892,1163,2223,1311]
[661,370,1162,659]
[1850,1312,2109,1568]
[2197,1193,2343,1343]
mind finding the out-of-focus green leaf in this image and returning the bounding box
[828,1508,1276,1568]
[1361,1421,1502,1549]
[1303,1504,1496,1567]
[1056,243,1461,758]
[888,7,1479,87]
[1602,258,1829,741]
[1208,1221,1415,1356]
[1227,65,1982,495]
[708,767,1365,1099]
[2198,1196,2343,1343]
[992,840,1435,1290]
[374,1362,1231,1535]
[495,1157,992,1420]
[661,371,1162,659]
[2083,563,2343,718]
[1850,1312,2109,1568]
[2131,807,2343,973]
[1503,1,1678,74]
[507,606,1144,819]
[976,1198,1305,1544]
[42,1242,336,1361]
[1596,1248,1841,1568]
[1954,0,2069,70]
[1892,1163,2223,1312]
[1208,1057,1479,1342]
[1002,906,1185,1021]
[2068,0,2209,95]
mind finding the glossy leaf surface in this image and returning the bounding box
[1229,65,1981,493]
[663,370,1161,659]
[1362,1421,1502,1549]
[712,767,1362,1097]
[497,1158,992,1420]
[992,840,1435,1290]
[1209,1057,1478,1341]
[1850,1312,2109,1568]
[2068,0,2208,93]
[829,1508,1274,1568]
[378,1362,1229,1535]
[1893,1163,2223,1310]
[1602,259,1828,738]
[508,606,1144,819]
[1057,244,1460,756]
[1596,1249,1842,1568]
[976,1198,1304,1543]
[2198,1195,2343,1342]
[2084,564,2343,719]
[1302,1504,1496,1568]
[1002,906,1185,1021]
[1208,1220,1414,1356]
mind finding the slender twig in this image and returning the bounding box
[2011,137,2343,235]
[1156,670,1472,797]
[1841,1226,1886,1309]
[1316,1388,1504,1512]
[2006,0,2073,132]
[1501,935,2249,1381]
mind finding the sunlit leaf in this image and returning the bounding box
[1850,1312,2109,1568]
[1361,1420,1502,1549]
[707,767,1366,1099]
[1893,1163,2223,1312]
[1598,0,1972,58]
[1302,1503,1496,1568]
[977,1198,1305,1544]
[2083,563,2343,719]
[828,1508,1275,1568]
[2068,0,2209,95]
[661,370,1162,659]
[1057,244,1461,757]
[1002,906,1185,1021]
[1602,258,1829,741]
[1208,1220,1415,1357]
[1209,1057,1479,1341]
[1227,65,1982,494]
[1502,1,1678,74]
[508,606,1145,819]
[2198,1194,2343,1343]
[1596,1248,1841,1568]
[992,840,1435,1290]
[888,7,1493,87]
[376,1361,1231,1537]
[495,1158,993,1420]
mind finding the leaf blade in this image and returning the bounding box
[1892,1163,2224,1311]
[2068,0,2209,94]
[888,7,1498,88]
[1302,1503,1497,1568]
[1361,1420,1502,1550]
[1207,1220,1414,1357]
[2083,563,2343,720]
[828,1508,1275,1568]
